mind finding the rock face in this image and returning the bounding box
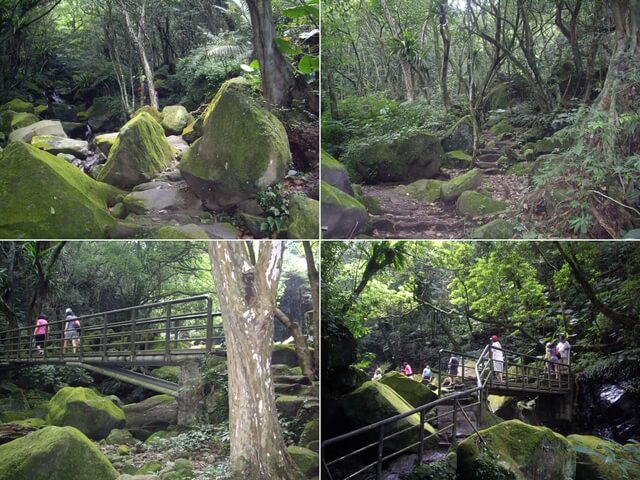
[567,434,640,480]
[441,168,483,202]
[0,142,121,239]
[85,97,122,132]
[180,78,290,211]
[10,112,39,130]
[457,420,576,480]
[456,191,508,217]
[123,394,177,440]
[288,195,319,239]
[342,381,437,452]
[288,445,319,477]
[30,135,89,159]
[96,133,119,156]
[181,116,203,143]
[122,182,201,215]
[46,387,126,440]
[321,181,368,239]
[98,112,173,189]
[9,120,66,143]
[0,426,119,480]
[442,116,473,153]
[378,371,438,408]
[321,150,353,195]
[353,133,443,183]
[160,105,193,135]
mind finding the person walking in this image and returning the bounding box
[33,314,49,355]
[443,354,459,386]
[557,334,571,374]
[490,335,504,382]
[545,341,559,379]
[422,364,432,385]
[402,362,413,377]
[63,308,81,354]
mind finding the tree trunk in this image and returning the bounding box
[275,308,314,381]
[208,242,303,480]
[246,0,294,107]
[25,242,65,325]
[438,1,451,110]
[303,241,319,375]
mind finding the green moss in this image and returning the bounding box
[321,181,366,210]
[443,115,473,139]
[447,150,472,162]
[396,179,444,203]
[489,83,509,109]
[0,110,16,133]
[161,105,193,135]
[441,168,483,202]
[288,195,319,239]
[0,426,119,480]
[378,371,438,407]
[105,428,137,446]
[0,142,122,239]
[470,219,516,239]
[150,366,180,383]
[34,105,48,115]
[10,112,39,130]
[143,430,179,448]
[288,445,318,477]
[456,191,508,217]
[1,99,34,114]
[523,148,535,161]
[5,418,47,428]
[506,162,534,176]
[133,105,162,123]
[299,417,319,449]
[95,133,118,156]
[568,434,640,479]
[321,149,347,171]
[181,115,203,143]
[490,119,513,136]
[359,195,383,215]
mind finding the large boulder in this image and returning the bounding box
[567,434,640,480]
[96,133,119,156]
[46,387,126,440]
[10,112,39,130]
[0,426,119,480]
[288,445,318,477]
[440,168,482,202]
[123,394,177,440]
[180,78,290,211]
[395,179,444,204]
[456,191,508,217]
[342,381,437,452]
[9,120,67,143]
[160,105,193,135]
[98,112,173,188]
[287,195,319,239]
[353,132,443,183]
[470,219,516,239]
[457,419,575,480]
[30,135,89,159]
[85,97,122,132]
[0,142,121,239]
[442,116,473,153]
[321,181,368,239]
[378,371,438,408]
[0,98,34,113]
[122,182,201,215]
[321,149,353,195]
[181,116,203,144]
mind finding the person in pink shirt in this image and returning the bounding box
[402,362,413,377]
[33,314,49,354]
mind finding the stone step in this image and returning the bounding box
[273,375,311,385]
[476,160,498,169]
[274,383,313,395]
[478,153,501,162]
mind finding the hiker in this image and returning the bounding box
[545,341,559,378]
[402,362,413,377]
[33,314,49,354]
[372,366,382,381]
[422,364,432,384]
[557,334,571,374]
[63,308,81,354]
[490,335,504,382]
[443,354,459,386]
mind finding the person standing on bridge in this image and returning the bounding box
[63,308,81,354]
[557,334,571,374]
[490,335,504,382]
[33,314,49,355]
[442,354,459,386]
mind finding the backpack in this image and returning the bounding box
[73,319,81,335]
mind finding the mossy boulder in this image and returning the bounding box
[321,149,353,195]
[506,162,534,176]
[490,119,513,137]
[567,434,640,480]
[341,381,437,452]
[133,106,162,123]
[180,78,290,211]
[123,394,177,440]
[470,219,516,239]
[353,132,443,183]
[288,445,318,477]
[321,181,368,239]
[98,112,173,188]
[442,115,474,153]
[358,195,383,215]
[523,148,535,161]
[441,168,483,202]
[86,97,122,132]
[443,150,473,168]
[378,371,438,408]
[0,426,119,480]
[0,99,34,114]
[10,112,39,130]
[150,366,180,384]
[106,428,137,446]
[181,116,203,144]
[272,344,299,367]
[9,120,67,143]
[96,133,119,156]
[535,136,569,155]
[395,179,444,204]
[46,387,125,440]
[299,417,319,450]
[456,191,508,217]
[30,135,89,159]
[457,420,576,480]
[0,110,17,133]
[160,105,193,136]
[0,142,121,239]
[287,194,319,239]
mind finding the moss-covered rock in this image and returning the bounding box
[441,168,482,202]
[299,417,319,450]
[523,148,535,161]
[0,99,34,114]
[442,115,474,154]
[321,149,353,195]
[489,83,509,110]
[123,394,177,440]
[506,162,534,176]
[86,97,122,132]
[46,387,125,440]
[534,136,571,155]
[457,420,575,480]
[288,445,318,477]
[10,112,39,130]
[456,191,508,217]
[443,150,473,168]
[272,343,299,367]
[180,78,290,211]
[353,132,443,183]
[359,195,383,215]
[395,179,444,204]
[181,116,203,144]
[342,381,437,452]
[160,106,193,136]
[470,219,516,239]
[30,135,89,159]
[0,142,122,239]
[106,428,137,446]
[98,112,173,188]
[321,181,368,239]
[0,426,119,480]
[490,119,513,137]
[287,194,319,239]
[9,120,67,143]
[567,434,640,480]
[0,110,17,134]
[96,133,119,156]
[150,366,180,384]
[378,371,438,408]
[132,106,162,123]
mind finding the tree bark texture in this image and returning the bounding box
[303,242,320,376]
[208,242,303,480]
[275,308,314,381]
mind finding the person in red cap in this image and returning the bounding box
[490,335,504,382]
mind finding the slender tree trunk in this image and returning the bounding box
[379,0,416,101]
[246,0,294,107]
[303,241,319,375]
[275,308,314,381]
[439,1,452,110]
[208,242,303,480]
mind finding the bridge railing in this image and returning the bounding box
[0,295,222,363]
[321,387,482,480]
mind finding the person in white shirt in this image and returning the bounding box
[557,334,571,374]
[490,335,504,382]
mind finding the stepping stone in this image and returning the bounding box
[478,153,501,162]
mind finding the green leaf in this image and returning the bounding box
[298,54,319,74]
[275,37,300,56]
[282,6,319,19]
[249,59,260,70]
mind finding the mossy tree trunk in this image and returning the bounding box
[208,242,303,480]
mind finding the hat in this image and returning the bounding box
[65,308,73,314]
[490,335,498,342]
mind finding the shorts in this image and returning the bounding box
[449,367,458,376]
[34,334,45,348]
[65,330,80,340]
[493,360,504,373]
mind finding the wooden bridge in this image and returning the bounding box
[322,345,573,480]
[0,295,223,396]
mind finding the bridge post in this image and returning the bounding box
[177,359,206,426]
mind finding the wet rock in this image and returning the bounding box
[96,133,119,156]
[0,98,34,113]
[395,179,444,204]
[10,112,39,130]
[288,445,319,477]
[470,218,516,239]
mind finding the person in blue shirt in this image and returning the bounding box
[422,365,432,385]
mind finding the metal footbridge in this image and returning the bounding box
[322,345,573,480]
[0,295,223,396]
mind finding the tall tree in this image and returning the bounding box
[25,241,66,325]
[208,241,303,479]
